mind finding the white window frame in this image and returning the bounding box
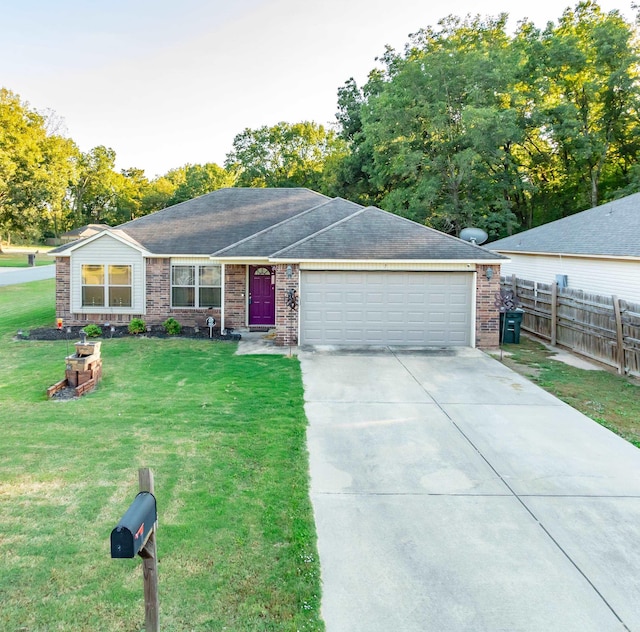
[171,264,222,308]
[81,264,132,308]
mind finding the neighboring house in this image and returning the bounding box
[59,224,112,244]
[488,193,640,303]
[51,188,506,348]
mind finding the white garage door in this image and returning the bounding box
[300,271,473,346]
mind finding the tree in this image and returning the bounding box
[343,15,522,236]
[116,168,150,221]
[330,2,640,236]
[536,1,640,212]
[69,146,121,225]
[140,176,178,214]
[0,88,77,243]
[168,163,234,205]
[225,121,347,192]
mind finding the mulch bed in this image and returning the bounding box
[23,326,241,342]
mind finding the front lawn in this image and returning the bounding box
[0,280,323,631]
[497,336,640,448]
[0,246,54,267]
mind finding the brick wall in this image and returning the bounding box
[224,265,247,330]
[145,258,170,324]
[275,264,299,346]
[55,258,71,324]
[145,258,222,327]
[475,264,500,348]
[55,257,221,328]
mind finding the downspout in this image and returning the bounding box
[471,269,477,348]
[220,263,225,333]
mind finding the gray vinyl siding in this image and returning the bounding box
[70,234,145,314]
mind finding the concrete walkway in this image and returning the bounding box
[299,347,640,632]
[0,264,55,286]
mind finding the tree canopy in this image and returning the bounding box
[2,1,640,244]
[225,121,348,193]
[330,1,640,238]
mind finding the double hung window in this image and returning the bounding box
[171,265,221,308]
[81,264,132,307]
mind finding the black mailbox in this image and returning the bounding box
[111,492,157,558]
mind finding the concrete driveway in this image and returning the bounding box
[299,348,640,632]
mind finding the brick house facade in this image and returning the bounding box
[51,188,506,348]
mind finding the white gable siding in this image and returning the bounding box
[498,253,640,303]
[71,234,145,314]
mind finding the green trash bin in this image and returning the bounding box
[500,309,524,344]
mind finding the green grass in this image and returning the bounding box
[0,280,323,631]
[498,336,640,448]
[0,246,55,268]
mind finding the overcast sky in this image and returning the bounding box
[1,0,635,178]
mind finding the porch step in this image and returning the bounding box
[249,327,274,332]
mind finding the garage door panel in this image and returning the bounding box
[301,271,472,346]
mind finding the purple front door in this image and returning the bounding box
[249,266,276,326]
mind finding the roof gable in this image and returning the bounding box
[49,228,147,256]
[273,207,505,261]
[488,192,640,257]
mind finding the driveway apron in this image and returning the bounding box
[299,348,640,632]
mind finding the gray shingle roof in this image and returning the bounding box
[488,192,640,257]
[212,198,362,257]
[273,207,504,260]
[119,187,330,254]
[51,188,505,262]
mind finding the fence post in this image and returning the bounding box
[551,282,558,347]
[613,296,625,375]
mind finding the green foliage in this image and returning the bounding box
[332,2,640,238]
[168,163,234,205]
[225,121,348,193]
[162,317,182,335]
[69,145,120,225]
[0,89,78,242]
[4,1,640,245]
[127,317,146,334]
[500,336,640,448]
[82,324,102,338]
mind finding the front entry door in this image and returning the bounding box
[249,266,276,326]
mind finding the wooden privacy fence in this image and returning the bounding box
[501,275,640,377]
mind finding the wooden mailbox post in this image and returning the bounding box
[111,468,159,632]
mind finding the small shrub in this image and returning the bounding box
[128,318,146,335]
[163,317,182,335]
[83,324,102,338]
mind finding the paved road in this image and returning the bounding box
[300,347,640,632]
[0,264,55,286]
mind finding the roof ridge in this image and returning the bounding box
[211,198,351,255]
[271,207,368,256]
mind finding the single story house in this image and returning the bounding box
[51,188,506,347]
[488,193,640,303]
